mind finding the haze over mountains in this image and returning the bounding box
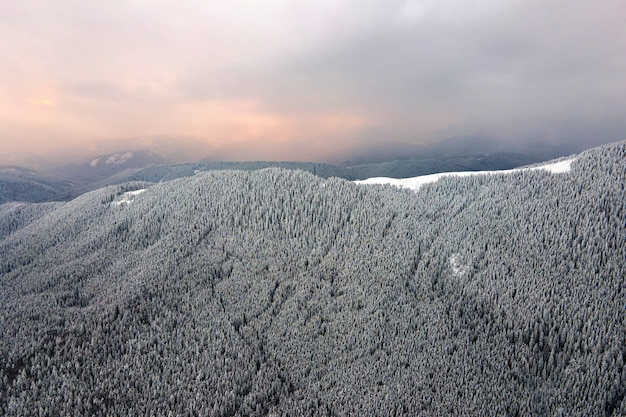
[1,147,543,205]
[1,140,625,415]
[0,150,165,204]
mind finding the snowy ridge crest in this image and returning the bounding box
[355,158,575,191]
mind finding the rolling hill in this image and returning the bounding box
[1,150,540,204]
[0,166,73,204]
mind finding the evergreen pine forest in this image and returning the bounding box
[1,141,625,416]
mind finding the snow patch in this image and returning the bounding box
[534,159,573,174]
[106,152,134,165]
[449,253,469,277]
[90,158,100,167]
[0,167,19,174]
[355,158,576,191]
[112,189,146,206]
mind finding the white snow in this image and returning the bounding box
[355,158,575,191]
[449,253,469,277]
[91,152,134,167]
[535,159,573,174]
[106,152,134,165]
[112,189,146,206]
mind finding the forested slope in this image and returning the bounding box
[1,151,537,203]
[94,153,534,189]
[0,142,625,416]
[0,167,73,204]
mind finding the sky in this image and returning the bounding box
[1,0,625,168]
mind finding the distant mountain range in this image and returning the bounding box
[1,149,541,204]
[0,151,167,204]
[48,150,169,184]
[0,165,73,204]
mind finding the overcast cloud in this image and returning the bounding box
[0,0,624,167]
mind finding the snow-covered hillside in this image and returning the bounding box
[112,189,146,206]
[90,152,137,167]
[1,142,625,416]
[355,158,575,190]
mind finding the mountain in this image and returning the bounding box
[0,151,169,203]
[87,153,542,193]
[356,156,576,190]
[1,149,540,204]
[0,166,73,204]
[50,150,169,185]
[441,152,541,171]
[1,141,624,415]
[335,136,549,167]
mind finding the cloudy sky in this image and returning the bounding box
[1,0,625,167]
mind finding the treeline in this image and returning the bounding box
[0,142,624,415]
[96,152,537,188]
[3,151,539,203]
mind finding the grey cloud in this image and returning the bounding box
[180,0,626,152]
[1,0,625,166]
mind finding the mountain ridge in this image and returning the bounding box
[1,140,624,415]
[0,149,543,203]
